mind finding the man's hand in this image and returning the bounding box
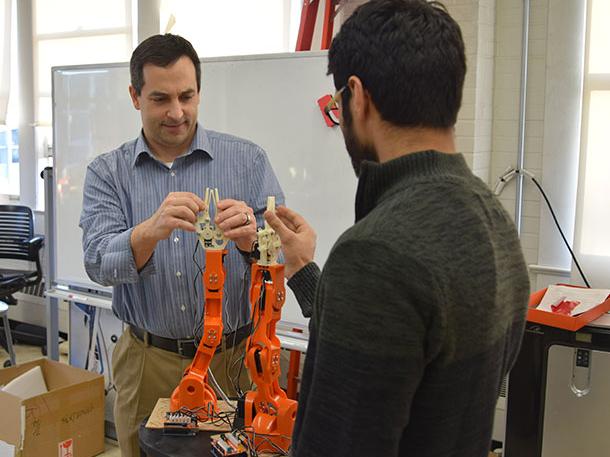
[145,192,206,241]
[264,206,316,278]
[131,192,206,270]
[215,199,257,252]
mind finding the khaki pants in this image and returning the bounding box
[112,327,250,457]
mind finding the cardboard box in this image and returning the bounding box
[0,358,104,457]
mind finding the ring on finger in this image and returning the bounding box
[242,213,252,226]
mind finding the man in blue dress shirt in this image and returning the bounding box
[79,34,284,457]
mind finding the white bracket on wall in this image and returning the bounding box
[493,166,536,196]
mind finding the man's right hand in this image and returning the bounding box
[264,206,316,279]
[131,192,206,270]
[143,192,206,242]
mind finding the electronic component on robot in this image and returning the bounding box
[162,411,199,436]
[210,432,248,457]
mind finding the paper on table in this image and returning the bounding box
[537,285,610,316]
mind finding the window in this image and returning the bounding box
[0,127,19,196]
[32,0,134,209]
[574,0,610,286]
[159,0,302,57]
[0,0,19,198]
[34,0,134,126]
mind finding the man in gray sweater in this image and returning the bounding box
[264,1,530,456]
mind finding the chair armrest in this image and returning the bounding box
[25,236,45,258]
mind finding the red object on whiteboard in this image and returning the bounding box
[317,94,337,127]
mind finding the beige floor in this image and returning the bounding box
[0,342,121,457]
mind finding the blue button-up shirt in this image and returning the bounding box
[79,125,284,338]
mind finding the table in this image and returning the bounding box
[139,419,216,457]
[139,415,281,457]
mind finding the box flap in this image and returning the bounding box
[0,360,46,388]
[2,366,48,400]
[40,359,101,391]
[0,391,24,449]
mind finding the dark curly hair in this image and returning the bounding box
[328,0,466,128]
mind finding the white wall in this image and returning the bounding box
[492,0,547,269]
[445,0,496,182]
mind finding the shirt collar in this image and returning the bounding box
[131,123,214,167]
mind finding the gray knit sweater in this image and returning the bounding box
[287,151,529,457]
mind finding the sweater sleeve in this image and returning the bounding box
[292,240,438,457]
[286,262,321,318]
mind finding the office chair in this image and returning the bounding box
[0,205,44,366]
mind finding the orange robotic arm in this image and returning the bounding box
[244,197,297,453]
[170,188,228,421]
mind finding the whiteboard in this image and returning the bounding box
[52,51,357,327]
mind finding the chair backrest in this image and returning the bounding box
[0,205,35,261]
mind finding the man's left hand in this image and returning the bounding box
[215,199,257,252]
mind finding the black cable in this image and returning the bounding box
[84,306,96,371]
[192,240,204,288]
[240,276,267,393]
[235,260,253,344]
[229,354,246,397]
[227,323,241,396]
[175,405,236,428]
[227,265,250,392]
[246,426,291,456]
[230,265,256,397]
[96,322,116,393]
[528,175,591,288]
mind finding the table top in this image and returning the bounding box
[587,312,610,329]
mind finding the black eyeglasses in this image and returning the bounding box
[323,85,346,126]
